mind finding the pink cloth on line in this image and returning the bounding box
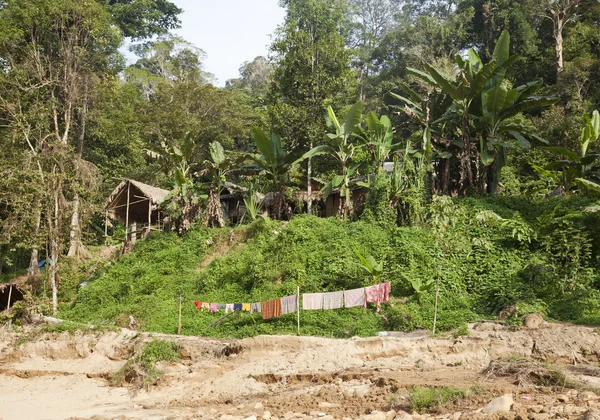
[209,303,218,312]
[365,285,380,304]
[344,288,366,308]
[365,283,391,312]
[302,293,323,310]
[378,282,391,303]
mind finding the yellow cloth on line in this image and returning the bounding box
[242,303,251,311]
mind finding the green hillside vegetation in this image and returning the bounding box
[63,195,600,338]
[2,0,600,339]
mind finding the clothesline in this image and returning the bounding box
[193,281,391,321]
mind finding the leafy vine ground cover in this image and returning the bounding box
[62,196,600,338]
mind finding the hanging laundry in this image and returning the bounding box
[225,304,234,313]
[209,303,218,312]
[250,302,261,314]
[261,299,281,320]
[281,294,298,314]
[378,282,391,303]
[201,302,210,311]
[193,301,202,310]
[344,288,366,308]
[233,303,242,312]
[218,304,226,311]
[323,291,344,310]
[242,303,251,312]
[302,293,323,310]
[365,284,380,304]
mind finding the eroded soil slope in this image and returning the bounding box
[1,322,600,420]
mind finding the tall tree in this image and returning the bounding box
[269,0,356,214]
[0,0,122,313]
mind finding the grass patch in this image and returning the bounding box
[111,338,180,390]
[410,385,479,412]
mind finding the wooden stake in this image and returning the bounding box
[104,211,108,243]
[297,286,300,335]
[125,182,131,244]
[7,284,13,310]
[147,198,152,235]
[177,294,183,335]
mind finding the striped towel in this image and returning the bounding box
[323,291,344,310]
[302,293,323,310]
[261,299,282,319]
[281,294,298,314]
[344,288,366,308]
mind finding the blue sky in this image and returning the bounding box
[172,0,285,86]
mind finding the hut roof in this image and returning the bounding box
[104,179,170,210]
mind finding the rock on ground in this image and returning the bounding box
[482,394,513,414]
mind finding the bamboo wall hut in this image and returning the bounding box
[104,179,170,242]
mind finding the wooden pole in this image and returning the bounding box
[104,211,108,245]
[7,285,13,310]
[297,285,300,335]
[177,294,183,335]
[125,182,131,244]
[147,198,152,236]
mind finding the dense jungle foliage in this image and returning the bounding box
[1,0,600,336]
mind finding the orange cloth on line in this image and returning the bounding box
[261,299,282,320]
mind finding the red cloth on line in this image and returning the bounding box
[193,301,202,310]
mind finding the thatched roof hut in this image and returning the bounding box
[0,283,25,310]
[104,179,170,226]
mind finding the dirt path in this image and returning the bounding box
[1,322,600,420]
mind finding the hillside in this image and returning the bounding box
[62,195,600,338]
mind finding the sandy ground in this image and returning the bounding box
[1,322,600,420]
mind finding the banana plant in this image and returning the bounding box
[394,30,557,194]
[534,110,600,194]
[390,85,453,166]
[355,112,399,172]
[145,133,202,234]
[248,127,304,219]
[199,141,244,228]
[301,101,364,219]
[352,246,383,285]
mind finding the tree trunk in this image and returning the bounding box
[67,192,83,257]
[28,204,42,276]
[67,82,88,258]
[459,112,474,195]
[307,142,313,215]
[48,176,61,316]
[206,187,225,228]
[442,159,450,195]
[553,17,564,80]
